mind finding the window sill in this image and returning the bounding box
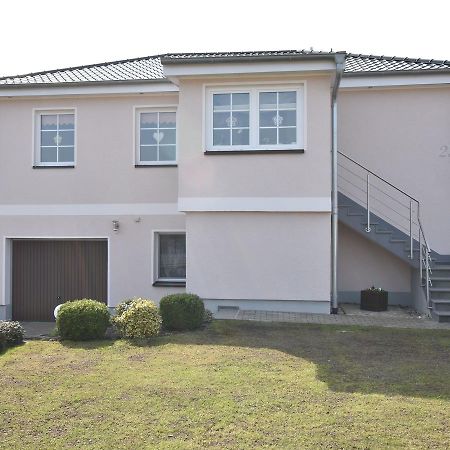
[152,280,186,287]
[204,149,304,155]
[33,165,75,169]
[135,164,177,168]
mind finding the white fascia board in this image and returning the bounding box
[178,197,331,212]
[163,61,336,78]
[0,82,179,98]
[0,203,181,216]
[340,73,450,89]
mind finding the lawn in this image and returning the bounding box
[1,321,449,449]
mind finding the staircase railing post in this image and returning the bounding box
[365,173,371,232]
[419,230,423,284]
[426,251,430,307]
[409,200,413,259]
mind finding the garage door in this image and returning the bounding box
[12,240,108,321]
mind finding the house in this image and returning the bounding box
[0,50,449,322]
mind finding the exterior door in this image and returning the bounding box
[12,240,107,321]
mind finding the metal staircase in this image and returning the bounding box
[337,151,450,322]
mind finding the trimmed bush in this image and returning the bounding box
[114,298,140,318]
[114,299,161,339]
[56,299,110,341]
[0,321,24,346]
[159,293,205,331]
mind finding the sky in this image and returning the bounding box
[1,0,449,77]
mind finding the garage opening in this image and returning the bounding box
[12,239,108,321]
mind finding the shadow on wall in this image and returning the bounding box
[140,320,450,401]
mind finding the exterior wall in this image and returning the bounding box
[177,74,333,312]
[0,213,185,321]
[338,85,450,254]
[178,75,333,199]
[186,212,331,313]
[338,223,412,305]
[0,94,179,205]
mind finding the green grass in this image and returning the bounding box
[1,321,450,449]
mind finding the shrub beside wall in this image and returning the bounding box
[56,299,110,341]
[113,299,161,339]
[159,293,205,331]
[0,321,24,350]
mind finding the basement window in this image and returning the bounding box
[153,232,186,286]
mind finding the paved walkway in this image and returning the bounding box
[20,304,450,338]
[214,304,450,330]
[21,322,56,339]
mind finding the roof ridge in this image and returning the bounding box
[0,53,163,81]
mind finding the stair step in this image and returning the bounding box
[433,265,450,270]
[430,288,450,292]
[347,212,364,217]
[431,310,450,322]
[431,299,450,304]
[375,229,393,235]
[390,239,406,244]
[404,248,420,253]
[430,277,450,281]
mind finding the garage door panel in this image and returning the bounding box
[12,240,107,321]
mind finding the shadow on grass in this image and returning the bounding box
[146,320,450,401]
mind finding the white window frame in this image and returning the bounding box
[205,84,305,152]
[135,107,177,166]
[152,231,186,284]
[33,108,77,167]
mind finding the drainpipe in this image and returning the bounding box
[331,53,346,314]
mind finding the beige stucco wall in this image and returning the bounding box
[186,212,331,308]
[0,94,179,204]
[177,74,333,198]
[0,213,186,317]
[338,86,450,254]
[338,223,411,295]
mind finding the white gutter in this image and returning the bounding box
[331,53,346,314]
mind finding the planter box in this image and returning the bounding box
[360,290,388,311]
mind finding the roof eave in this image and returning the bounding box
[0,78,168,89]
[161,52,344,65]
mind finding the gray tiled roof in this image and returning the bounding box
[1,50,450,86]
[0,56,164,85]
[345,53,450,74]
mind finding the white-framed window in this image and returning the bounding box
[136,108,177,165]
[205,85,304,152]
[34,110,76,166]
[153,232,186,284]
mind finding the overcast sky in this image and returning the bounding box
[1,0,449,77]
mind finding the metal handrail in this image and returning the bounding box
[338,151,433,309]
[338,151,419,202]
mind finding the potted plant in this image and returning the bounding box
[360,286,388,311]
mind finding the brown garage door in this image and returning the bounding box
[12,240,107,321]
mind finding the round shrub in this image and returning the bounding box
[114,298,140,318]
[114,299,161,339]
[56,299,110,341]
[159,293,205,331]
[0,321,24,345]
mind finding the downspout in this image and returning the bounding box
[331,53,346,314]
